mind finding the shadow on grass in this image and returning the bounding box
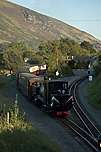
[0,128,61,152]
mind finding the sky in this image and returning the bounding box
[8,0,101,40]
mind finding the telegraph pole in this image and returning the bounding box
[56,46,59,76]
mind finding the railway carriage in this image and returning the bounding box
[17,72,74,117]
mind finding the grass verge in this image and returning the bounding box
[88,73,101,109]
[0,109,61,152]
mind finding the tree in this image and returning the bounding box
[3,43,24,72]
[80,41,92,50]
[94,57,101,76]
[0,53,3,65]
[47,42,66,75]
[80,41,96,55]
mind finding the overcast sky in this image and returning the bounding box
[8,0,101,40]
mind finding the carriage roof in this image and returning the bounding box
[48,79,68,83]
[19,72,41,79]
[18,72,68,83]
[18,73,44,84]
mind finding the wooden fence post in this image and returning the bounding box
[7,112,10,125]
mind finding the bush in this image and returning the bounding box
[94,64,101,76]
[88,73,101,108]
[61,64,73,76]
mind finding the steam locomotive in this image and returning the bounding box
[17,72,74,117]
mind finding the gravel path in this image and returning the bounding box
[78,79,101,128]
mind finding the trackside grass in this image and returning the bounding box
[88,73,101,109]
[0,76,61,152]
[0,107,61,152]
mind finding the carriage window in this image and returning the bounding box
[48,82,62,93]
[48,81,68,94]
[63,83,67,89]
[40,83,44,96]
[32,82,40,95]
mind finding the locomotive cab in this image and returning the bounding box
[46,80,74,112]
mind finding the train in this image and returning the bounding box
[17,72,74,117]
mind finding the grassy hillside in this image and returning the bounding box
[0,0,101,49]
[88,73,101,108]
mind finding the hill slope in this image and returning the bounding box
[0,0,101,49]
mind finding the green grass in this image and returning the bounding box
[88,73,101,109]
[0,129,61,152]
[0,76,14,105]
[0,120,61,152]
[0,109,61,152]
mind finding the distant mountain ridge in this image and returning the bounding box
[0,0,101,50]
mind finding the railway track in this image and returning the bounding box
[62,118,98,152]
[71,77,100,136]
[61,76,101,151]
